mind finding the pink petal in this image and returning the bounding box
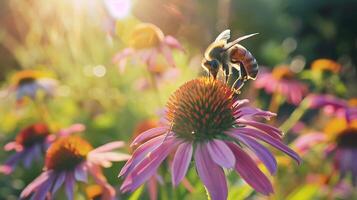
[228,128,301,164]
[4,142,22,151]
[227,142,273,195]
[89,152,130,167]
[206,140,235,168]
[58,123,85,137]
[160,45,176,67]
[237,135,277,175]
[92,141,126,153]
[131,127,168,147]
[119,134,166,177]
[121,137,180,192]
[237,120,283,139]
[171,142,193,186]
[194,143,228,200]
[163,36,185,51]
[32,175,55,200]
[20,170,53,199]
[148,176,158,200]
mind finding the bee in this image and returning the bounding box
[202,29,259,93]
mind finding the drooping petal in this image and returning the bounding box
[119,134,166,177]
[65,172,75,200]
[171,142,193,186]
[20,170,53,199]
[0,151,24,174]
[237,120,283,138]
[163,36,185,51]
[227,142,274,195]
[131,127,168,147]
[235,106,276,120]
[121,137,181,192]
[86,163,117,200]
[89,152,130,167]
[227,128,301,164]
[194,143,228,200]
[148,176,158,200]
[51,172,66,194]
[206,140,235,168]
[74,164,88,182]
[160,45,176,68]
[237,135,277,175]
[58,123,85,137]
[32,174,55,200]
[91,141,126,153]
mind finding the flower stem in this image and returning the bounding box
[148,72,163,107]
[268,93,284,124]
[279,97,309,133]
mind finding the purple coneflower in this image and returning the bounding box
[9,70,57,104]
[20,135,130,200]
[112,23,184,73]
[308,95,357,123]
[254,66,307,105]
[119,77,300,199]
[0,123,84,174]
[323,117,357,186]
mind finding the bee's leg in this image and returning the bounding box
[224,64,230,83]
[231,65,244,94]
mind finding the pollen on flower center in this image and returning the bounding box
[45,136,93,171]
[16,123,50,147]
[336,128,357,148]
[272,66,294,80]
[166,77,236,141]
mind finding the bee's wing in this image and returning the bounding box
[224,33,259,50]
[215,29,231,42]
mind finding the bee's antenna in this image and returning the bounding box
[223,33,259,50]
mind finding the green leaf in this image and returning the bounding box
[128,186,145,200]
[286,184,319,200]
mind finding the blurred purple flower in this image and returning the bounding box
[254,66,307,105]
[0,123,84,175]
[307,94,357,123]
[134,67,180,91]
[113,23,184,73]
[9,70,57,105]
[119,77,300,199]
[20,136,130,200]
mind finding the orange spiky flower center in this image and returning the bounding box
[311,59,341,74]
[15,123,50,148]
[166,77,237,142]
[45,136,93,171]
[129,23,164,49]
[272,66,295,80]
[336,128,357,148]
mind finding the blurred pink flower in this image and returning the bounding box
[20,136,130,200]
[113,23,184,73]
[0,123,84,175]
[119,77,300,199]
[134,67,180,91]
[254,66,308,105]
[307,94,357,123]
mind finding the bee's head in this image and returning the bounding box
[201,58,220,79]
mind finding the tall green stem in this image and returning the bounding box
[279,97,309,133]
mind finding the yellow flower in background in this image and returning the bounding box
[129,23,165,49]
[311,59,341,74]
